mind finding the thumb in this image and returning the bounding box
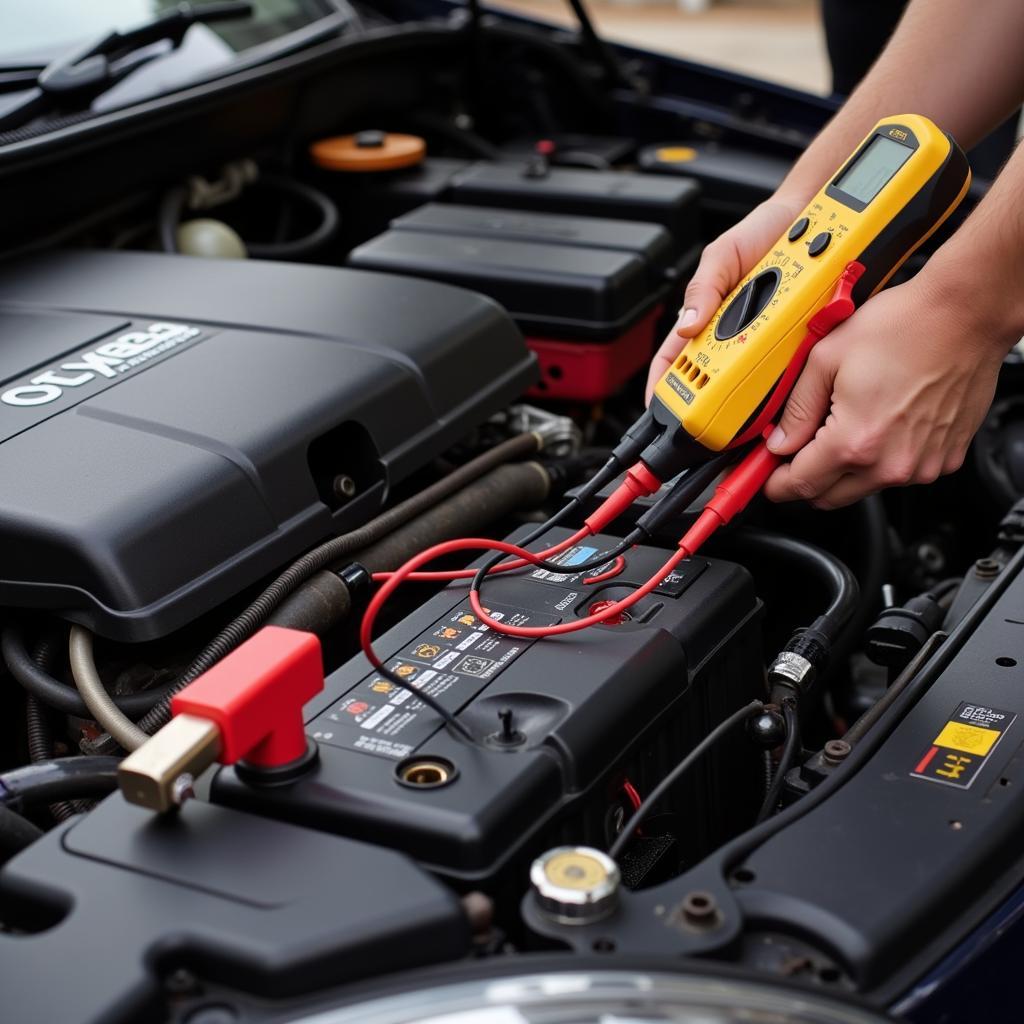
[767,345,838,456]
[675,239,740,338]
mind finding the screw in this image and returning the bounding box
[171,773,195,806]
[681,890,718,927]
[823,739,851,765]
[975,558,1002,579]
[332,474,357,501]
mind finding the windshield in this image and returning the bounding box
[0,0,335,62]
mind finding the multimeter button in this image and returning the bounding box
[715,268,781,341]
[788,217,810,242]
[808,231,832,256]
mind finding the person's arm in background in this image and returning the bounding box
[646,0,1024,507]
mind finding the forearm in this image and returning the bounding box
[777,0,1024,205]
[919,137,1024,355]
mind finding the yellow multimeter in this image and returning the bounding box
[648,114,971,467]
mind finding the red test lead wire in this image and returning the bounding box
[370,461,662,584]
[467,437,781,639]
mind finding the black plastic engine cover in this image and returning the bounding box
[214,527,764,890]
[0,250,535,641]
[0,795,467,1024]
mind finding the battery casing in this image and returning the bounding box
[214,527,764,893]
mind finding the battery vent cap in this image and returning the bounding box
[530,846,620,924]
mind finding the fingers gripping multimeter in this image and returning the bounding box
[643,114,971,477]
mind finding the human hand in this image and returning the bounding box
[646,196,806,402]
[763,275,1006,508]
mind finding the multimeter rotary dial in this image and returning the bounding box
[714,267,782,342]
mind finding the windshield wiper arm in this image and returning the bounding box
[0,1,253,133]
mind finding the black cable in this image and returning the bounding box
[609,700,763,860]
[0,757,120,812]
[3,626,173,719]
[406,112,500,160]
[563,0,633,90]
[245,174,339,259]
[470,417,669,609]
[24,637,79,822]
[157,185,187,253]
[755,700,800,824]
[635,448,742,537]
[762,749,775,798]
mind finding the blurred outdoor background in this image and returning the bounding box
[488,0,829,95]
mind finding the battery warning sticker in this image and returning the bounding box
[910,702,1017,789]
[309,600,559,760]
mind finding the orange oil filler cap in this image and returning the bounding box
[309,130,426,172]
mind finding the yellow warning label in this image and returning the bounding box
[934,721,1000,756]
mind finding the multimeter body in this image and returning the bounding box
[647,114,971,470]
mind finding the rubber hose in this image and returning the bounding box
[266,571,353,634]
[726,528,859,641]
[135,433,543,734]
[842,494,889,648]
[0,757,121,811]
[262,462,552,632]
[68,627,148,752]
[245,174,339,260]
[0,804,43,864]
[157,186,187,254]
[358,461,550,572]
[2,626,173,719]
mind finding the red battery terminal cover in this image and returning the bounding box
[171,626,323,768]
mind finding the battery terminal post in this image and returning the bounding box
[118,626,323,813]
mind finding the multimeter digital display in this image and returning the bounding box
[649,114,971,460]
[834,135,913,205]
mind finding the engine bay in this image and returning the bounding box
[1,4,1023,1022]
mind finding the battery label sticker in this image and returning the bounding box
[530,544,706,597]
[910,702,1017,789]
[310,600,559,760]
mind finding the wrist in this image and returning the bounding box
[916,249,1023,358]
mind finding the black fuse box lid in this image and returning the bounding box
[390,203,676,282]
[346,229,654,340]
[448,162,700,244]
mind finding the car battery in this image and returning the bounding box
[213,526,764,898]
[347,203,699,401]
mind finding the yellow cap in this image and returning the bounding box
[655,146,698,164]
